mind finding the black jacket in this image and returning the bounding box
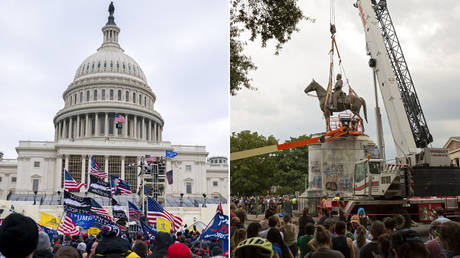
[96,236,131,257]
[147,232,173,258]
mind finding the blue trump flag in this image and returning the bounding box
[68,212,95,229]
[165,150,177,158]
[40,225,57,241]
[200,212,229,241]
[200,212,229,252]
[140,220,157,240]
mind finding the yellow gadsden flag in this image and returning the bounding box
[157,218,171,233]
[39,212,61,229]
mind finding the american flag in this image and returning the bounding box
[57,212,79,236]
[147,197,182,232]
[216,203,224,215]
[90,156,106,180]
[110,176,132,195]
[115,114,126,123]
[128,201,143,221]
[90,199,112,220]
[64,170,85,190]
[145,155,156,163]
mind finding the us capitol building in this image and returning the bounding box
[0,5,228,208]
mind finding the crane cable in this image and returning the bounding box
[324,0,357,113]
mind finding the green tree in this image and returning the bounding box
[273,135,311,195]
[230,130,279,195]
[230,0,306,95]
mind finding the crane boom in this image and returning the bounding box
[357,0,432,160]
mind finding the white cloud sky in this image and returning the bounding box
[231,0,460,159]
[0,1,229,159]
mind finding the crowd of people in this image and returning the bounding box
[230,201,460,258]
[231,196,297,217]
[0,213,226,258]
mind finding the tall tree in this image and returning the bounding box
[230,0,306,95]
[273,135,310,195]
[230,130,279,195]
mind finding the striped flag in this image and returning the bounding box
[128,201,143,221]
[216,203,224,215]
[110,176,132,195]
[90,199,112,221]
[90,156,106,180]
[145,155,156,163]
[64,170,85,190]
[115,114,125,123]
[147,197,182,232]
[166,170,173,185]
[57,212,79,236]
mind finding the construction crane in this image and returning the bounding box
[352,0,459,200]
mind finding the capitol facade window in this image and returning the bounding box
[186,165,192,172]
[125,91,129,101]
[94,89,98,100]
[139,94,142,105]
[33,161,40,167]
[133,93,136,103]
[80,92,83,103]
[74,94,77,104]
[102,89,106,100]
[11,177,16,183]
[110,89,114,100]
[87,90,90,101]
[118,90,122,100]
[186,182,192,194]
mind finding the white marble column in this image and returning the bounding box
[148,120,152,141]
[153,123,157,142]
[104,113,108,137]
[104,155,109,179]
[134,115,137,139]
[58,122,62,140]
[81,155,86,191]
[62,120,67,138]
[87,156,92,187]
[142,117,145,139]
[114,113,118,137]
[124,114,129,138]
[56,155,63,190]
[121,156,125,180]
[68,117,73,139]
[159,126,162,141]
[95,113,99,136]
[76,115,80,138]
[85,114,89,137]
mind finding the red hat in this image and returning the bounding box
[167,243,191,258]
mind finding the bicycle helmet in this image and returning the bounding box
[234,237,274,258]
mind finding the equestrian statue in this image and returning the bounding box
[304,77,367,131]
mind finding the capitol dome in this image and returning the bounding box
[53,6,164,143]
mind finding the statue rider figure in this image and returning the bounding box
[331,73,344,110]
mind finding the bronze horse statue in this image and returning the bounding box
[304,79,367,131]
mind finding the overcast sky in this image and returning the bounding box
[231,0,460,159]
[0,1,228,159]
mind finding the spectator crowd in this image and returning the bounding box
[0,213,227,258]
[230,200,460,258]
